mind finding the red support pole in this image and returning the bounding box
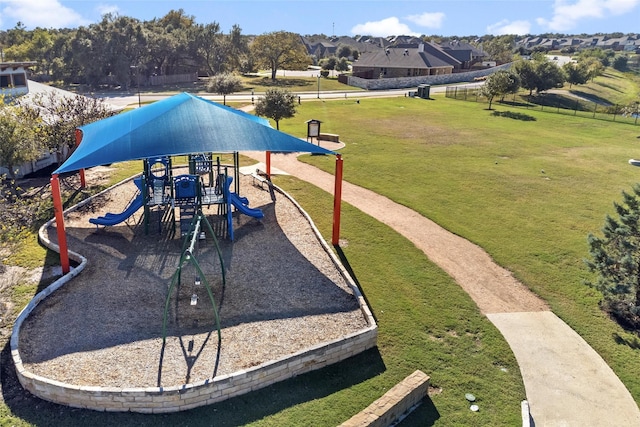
[75,129,86,188]
[332,154,343,246]
[266,150,272,177]
[51,174,70,274]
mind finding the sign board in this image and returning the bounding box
[306,119,321,138]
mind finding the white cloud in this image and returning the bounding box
[537,0,640,32]
[97,3,120,17]
[0,0,89,29]
[351,17,420,37]
[487,19,532,35]
[405,12,446,29]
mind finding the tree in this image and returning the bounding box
[513,59,538,96]
[320,56,337,76]
[533,61,566,93]
[191,22,227,76]
[336,57,350,73]
[28,29,55,75]
[226,24,249,72]
[563,61,590,88]
[337,45,352,59]
[206,73,242,105]
[577,47,614,67]
[483,35,515,64]
[69,14,147,88]
[0,100,43,184]
[250,31,310,80]
[19,91,116,164]
[586,185,640,329]
[480,70,520,109]
[581,57,605,82]
[254,89,296,130]
[612,55,628,72]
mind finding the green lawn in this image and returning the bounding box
[448,69,640,124]
[281,95,640,403]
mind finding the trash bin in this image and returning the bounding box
[417,84,430,99]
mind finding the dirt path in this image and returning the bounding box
[247,151,547,314]
[245,148,640,426]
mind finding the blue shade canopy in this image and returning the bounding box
[54,92,334,175]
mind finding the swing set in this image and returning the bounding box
[159,204,226,383]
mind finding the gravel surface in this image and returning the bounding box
[18,172,368,388]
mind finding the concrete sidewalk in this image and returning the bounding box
[248,150,640,426]
[489,312,640,426]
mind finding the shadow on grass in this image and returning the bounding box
[491,110,537,121]
[1,341,387,426]
[498,99,533,108]
[569,90,614,106]
[243,77,315,89]
[395,396,441,426]
[595,80,624,93]
[526,93,590,110]
[613,333,640,350]
[334,244,378,324]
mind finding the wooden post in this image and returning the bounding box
[332,154,343,246]
[75,129,86,188]
[51,174,70,274]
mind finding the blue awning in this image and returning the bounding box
[54,93,334,175]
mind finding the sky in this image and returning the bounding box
[0,0,638,37]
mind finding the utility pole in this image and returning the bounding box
[130,65,141,108]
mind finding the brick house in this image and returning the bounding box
[351,42,460,79]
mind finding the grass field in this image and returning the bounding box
[279,94,640,404]
[448,68,640,123]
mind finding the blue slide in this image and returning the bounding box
[89,178,145,226]
[229,192,264,219]
[224,176,263,240]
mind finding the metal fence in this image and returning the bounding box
[445,86,640,126]
[149,73,198,86]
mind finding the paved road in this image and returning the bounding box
[92,82,478,109]
[244,147,640,426]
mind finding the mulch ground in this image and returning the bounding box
[16,172,369,388]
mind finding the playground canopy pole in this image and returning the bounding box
[75,129,86,188]
[266,151,272,177]
[332,154,343,246]
[51,174,70,274]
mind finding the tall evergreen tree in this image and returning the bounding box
[586,185,640,329]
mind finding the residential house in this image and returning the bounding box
[439,40,486,69]
[352,43,460,79]
[515,34,640,52]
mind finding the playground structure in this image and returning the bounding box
[88,153,267,385]
[89,153,264,241]
[11,93,368,413]
[13,173,377,412]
